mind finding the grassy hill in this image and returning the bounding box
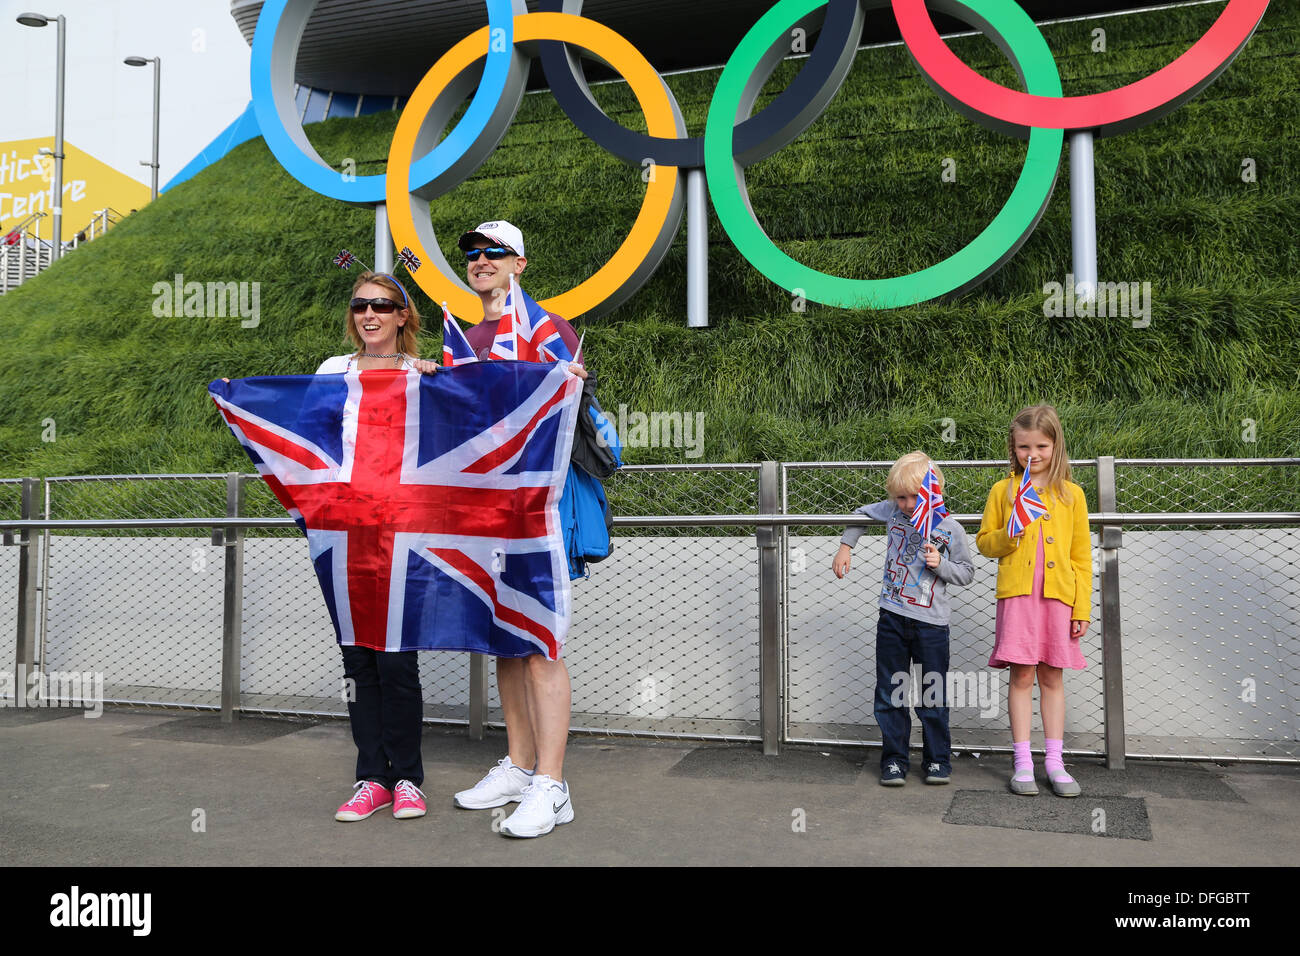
[1,1,1296,495]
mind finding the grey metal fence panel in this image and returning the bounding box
[1113,461,1299,760]
[42,477,228,707]
[240,535,346,716]
[781,461,1105,756]
[1,480,22,683]
[487,465,763,739]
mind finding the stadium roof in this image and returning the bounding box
[230,0,1186,96]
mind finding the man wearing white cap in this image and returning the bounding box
[453,219,585,837]
[458,220,583,361]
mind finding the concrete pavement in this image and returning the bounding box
[2,707,1297,867]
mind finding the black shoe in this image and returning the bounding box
[880,760,907,786]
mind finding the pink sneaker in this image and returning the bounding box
[392,779,427,819]
[335,780,393,822]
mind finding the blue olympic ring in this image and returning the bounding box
[249,0,519,205]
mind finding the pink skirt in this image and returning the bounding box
[989,532,1086,670]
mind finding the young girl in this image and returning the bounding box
[976,406,1092,797]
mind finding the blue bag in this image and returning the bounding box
[559,463,614,580]
[559,398,622,580]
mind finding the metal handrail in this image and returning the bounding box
[2,511,1297,532]
[784,457,1300,468]
[43,473,240,482]
[38,464,761,482]
[783,459,1094,468]
[1112,457,1300,466]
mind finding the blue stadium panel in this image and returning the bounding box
[294,84,310,116]
[303,87,331,124]
[327,92,359,119]
[358,94,396,116]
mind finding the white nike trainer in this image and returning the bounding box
[453,756,533,809]
[499,775,574,838]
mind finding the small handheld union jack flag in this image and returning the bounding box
[1007,459,1049,538]
[397,246,421,273]
[442,303,479,367]
[909,464,949,541]
[489,277,573,363]
[333,249,357,269]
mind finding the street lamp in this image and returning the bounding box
[17,12,66,261]
[124,55,161,200]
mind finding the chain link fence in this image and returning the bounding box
[42,476,228,707]
[782,461,1104,756]
[488,465,763,740]
[0,479,23,679]
[1111,460,1299,760]
[3,461,1296,762]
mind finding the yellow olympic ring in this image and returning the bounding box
[386,12,681,322]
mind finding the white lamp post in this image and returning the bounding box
[124,55,161,200]
[16,12,66,261]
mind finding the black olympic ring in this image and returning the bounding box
[536,0,865,168]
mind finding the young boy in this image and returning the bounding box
[832,452,975,786]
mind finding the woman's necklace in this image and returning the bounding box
[355,351,404,370]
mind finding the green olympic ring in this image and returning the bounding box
[704,0,1064,309]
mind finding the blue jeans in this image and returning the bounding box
[873,608,951,774]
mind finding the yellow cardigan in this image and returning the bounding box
[975,477,1093,622]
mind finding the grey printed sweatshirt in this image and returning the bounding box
[840,500,975,626]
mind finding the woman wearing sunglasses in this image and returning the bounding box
[316,271,423,374]
[316,270,431,823]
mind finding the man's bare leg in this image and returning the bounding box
[523,655,571,780]
[496,657,536,770]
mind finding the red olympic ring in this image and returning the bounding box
[892,0,1271,137]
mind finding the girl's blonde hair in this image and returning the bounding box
[342,271,422,358]
[886,451,942,498]
[1006,405,1073,505]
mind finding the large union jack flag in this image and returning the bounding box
[209,362,582,660]
[1007,459,1049,538]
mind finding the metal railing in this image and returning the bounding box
[69,207,123,249]
[2,459,1297,765]
[0,208,126,294]
[0,224,54,293]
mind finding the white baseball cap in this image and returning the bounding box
[458,220,525,257]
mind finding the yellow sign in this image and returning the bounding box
[0,137,150,242]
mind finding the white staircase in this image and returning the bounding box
[0,207,123,294]
[1,213,54,294]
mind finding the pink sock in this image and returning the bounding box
[1045,738,1072,780]
[1013,740,1033,779]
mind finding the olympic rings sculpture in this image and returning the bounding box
[250,0,1270,318]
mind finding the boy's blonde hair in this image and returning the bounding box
[1006,404,1073,504]
[886,451,942,498]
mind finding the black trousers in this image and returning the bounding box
[341,646,424,789]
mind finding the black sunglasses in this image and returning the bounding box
[465,246,514,262]
[350,297,401,314]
